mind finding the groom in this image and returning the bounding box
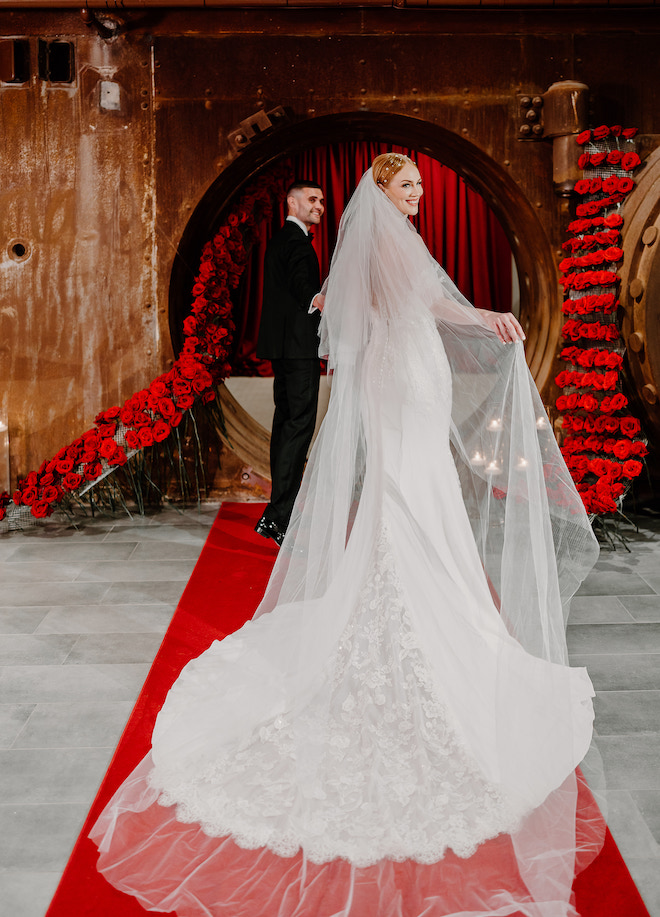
[254,180,325,546]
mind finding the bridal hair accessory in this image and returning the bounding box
[372,152,416,185]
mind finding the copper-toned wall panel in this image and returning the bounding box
[0,32,158,481]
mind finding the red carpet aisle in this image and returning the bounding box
[46,503,650,917]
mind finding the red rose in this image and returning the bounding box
[176,393,195,410]
[21,486,38,506]
[42,485,60,504]
[602,176,620,194]
[613,441,632,460]
[179,363,199,380]
[574,179,592,196]
[84,461,103,481]
[603,371,619,391]
[153,421,171,442]
[620,416,641,438]
[631,441,648,457]
[138,427,154,448]
[62,472,83,492]
[124,430,140,450]
[556,395,568,411]
[171,411,183,428]
[576,129,592,145]
[172,379,192,396]
[120,407,135,426]
[611,393,628,411]
[576,202,600,217]
[96,423,117,438]
[150,380,168,398]
[610,125,622,137]
[55,458,74,474]
[603,213,624,229]
[622,128,638,139]
[578,153,589,170]
[192,374,213,394]
[83,433,100,450]
[108,447,128,466]
[40,472,55,486]
[589,177,602,194]
[606,150,622,165]
[202,390,216,405]
[158,397,176,419]
[589,458,608,477]
[131,411,149,427]
[590,152,607,166]
[618,177,634,194]
[99,438,118,459]
[31,500,53,519]
[593,125,610,140]
[621,152,641,171]
[622,460,643,478]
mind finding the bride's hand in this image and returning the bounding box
[476,309,526,343]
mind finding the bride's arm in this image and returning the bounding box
[428,292,525,344]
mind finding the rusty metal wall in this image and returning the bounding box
[0,27,157,482]
[1,8,658,485]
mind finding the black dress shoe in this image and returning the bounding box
[254,515,285,547]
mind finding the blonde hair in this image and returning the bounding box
[371,152,416,186]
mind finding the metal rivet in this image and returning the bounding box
[642,226,658,246]
[643,384,657,405]
[628,332,644,354]
[629,278,645,300]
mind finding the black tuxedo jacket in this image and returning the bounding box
[256,220,321,360]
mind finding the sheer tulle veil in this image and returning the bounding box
[90,167,604,917]
[262,169,599,655]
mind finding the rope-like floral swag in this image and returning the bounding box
[0,165,291,532]
[556,125,648,516]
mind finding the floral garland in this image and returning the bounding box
[555,125,647,515]
[0,165,290,531]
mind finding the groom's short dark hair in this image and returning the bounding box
[286,179,323,196]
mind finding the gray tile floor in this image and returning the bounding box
[0,503,658,916]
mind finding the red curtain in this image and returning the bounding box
[231,142,512,376]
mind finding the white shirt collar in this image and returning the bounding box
[286,215,309,236]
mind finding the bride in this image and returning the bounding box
[90,153,603,916]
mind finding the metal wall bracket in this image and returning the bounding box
[227,106,289,154]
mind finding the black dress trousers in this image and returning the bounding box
[256,221,322,529]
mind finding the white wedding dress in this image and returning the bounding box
[90,172,602,917]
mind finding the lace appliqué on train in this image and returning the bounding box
[150,528,523,867]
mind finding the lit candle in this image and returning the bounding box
[486,460,501,475]
[516,457,529,470]
[536,417,548,429]
[488,418,502,431]
[0,419,9,495]
[471,451,486,466]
